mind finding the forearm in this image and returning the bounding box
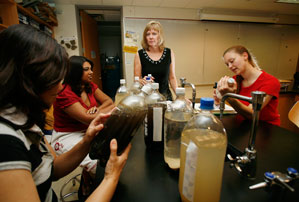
[98,99,115,113]
[169,77,178,92]
[227,98,253,119]
[86,176,119,202]
[52,138,91,180]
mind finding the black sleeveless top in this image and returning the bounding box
[138,48,173,100]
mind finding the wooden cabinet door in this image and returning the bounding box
[80,10,102,89]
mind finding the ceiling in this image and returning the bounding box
[53,0,299,21]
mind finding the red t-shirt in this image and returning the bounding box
[233,71,281,126]
[54,82,98,132]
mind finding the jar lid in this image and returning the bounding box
[200,97,214,110]
[120,79,126,84]
[176,87,185,95]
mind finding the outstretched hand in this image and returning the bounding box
[105,139,131,181]
[84,113,110,143]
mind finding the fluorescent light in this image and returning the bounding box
[275,0,299,4]
[198,9,279,24]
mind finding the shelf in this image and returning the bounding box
[0,0,57,37]
[0,0,15,4]
[0,0,19,27]
[0,23,8,31]
[17,4,52,28]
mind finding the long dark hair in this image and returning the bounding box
[0,24,69,130]
[64,56,93,97]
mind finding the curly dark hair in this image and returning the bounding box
[0,24,69,129]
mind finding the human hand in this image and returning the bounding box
[139,76,155,86]
[217,76,237,96]
[213,89,220,106]
[86,106,98,114]
[104,139,131,181]
[185,98,192,107]
[84,113,110,143]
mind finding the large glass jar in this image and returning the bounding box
[89,94,147,166]
[179,98,227,202]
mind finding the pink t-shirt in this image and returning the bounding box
[54,82,98,132]
[233,71,281,126]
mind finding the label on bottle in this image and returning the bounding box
[153,107,163,141]
[144,115,148,137]
[182,140,198,202]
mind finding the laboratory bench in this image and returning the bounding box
[94,115,299,202]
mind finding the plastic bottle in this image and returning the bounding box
[164,87,193,169]
[147,74,153,81]
[144,83,167,150]
[89,93,148,166]
[179,98,227,202]
[130,76,142,95]
[145,76,152,90]
[115,79,129,106]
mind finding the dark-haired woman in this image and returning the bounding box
[51,56,114,176]
[0,24,130,202]
[214,45,280,126]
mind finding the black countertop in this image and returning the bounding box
[95,115,299,202]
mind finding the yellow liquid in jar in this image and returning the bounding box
[179,128,227,202]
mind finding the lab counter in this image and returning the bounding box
[95,115,299,202]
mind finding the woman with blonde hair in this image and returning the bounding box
[214,45,280,125]
[134,21,178,100]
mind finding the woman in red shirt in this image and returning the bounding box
[51,56,115,194]
[214,45,280,126]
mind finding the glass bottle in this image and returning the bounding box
[137,84,152,98]
[115,79,129,106]
[130,76,142,95]
[164,87,193,170]
[89,93,148,166]
[144,83,167,150]
[179,98,227,202]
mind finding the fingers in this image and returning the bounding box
[218,76,236,95]
[110,139,118,156]
[87,106,98,114]
[139,78,146,85]
[92,112,111,126]
[109,139,131,160]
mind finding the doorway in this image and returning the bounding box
[81,8,122,100]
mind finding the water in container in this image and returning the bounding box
[144,83,166,150]
[115,79,129,105]
[130,76,142,95]
[164,88,193,169]
[179,98,227,202]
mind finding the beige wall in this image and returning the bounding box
[54,4,80,57]
[122,6,299,99]
[55,5,299,100]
